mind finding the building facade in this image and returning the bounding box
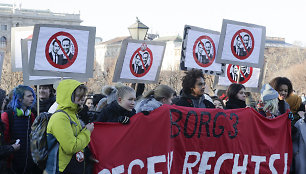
[0,3,82,51]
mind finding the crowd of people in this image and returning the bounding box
[0,69,305,173]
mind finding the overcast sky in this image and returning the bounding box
[2,0,306,45]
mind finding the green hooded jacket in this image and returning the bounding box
[46,79,91,172]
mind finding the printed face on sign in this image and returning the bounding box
[129,43,153,77]
[45,32,78,69]
[231,29,254,60]
[193,35,216,67]
[228,64,253,84]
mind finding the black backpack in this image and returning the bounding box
[30,110,73,170]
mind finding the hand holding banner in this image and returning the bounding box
[90,105,292,173]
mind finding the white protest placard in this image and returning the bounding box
[216,19,266,68]
[113,39,166,83]
[21,39,87,85]
[11,26,34,72]
[28,24,95,78]
[181,25,225,76]
[214,64,265,92]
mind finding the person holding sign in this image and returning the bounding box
[173,69,215,108]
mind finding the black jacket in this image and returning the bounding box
[33,95,56,114]
[0,119,14,173]
[225,98,246,109]
[95,101,136,123]
[173,93,215,108]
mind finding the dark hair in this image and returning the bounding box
[182,69,204,95]
[269,77,293,97]
[52,40,58,46]
[85,97,93,104]
[211,96,225,108]
[226,83,246,99]
[143,52,149,56]
[35,84,55,98]
[62,38,71,45]
[92,94,106,107]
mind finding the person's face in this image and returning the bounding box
[22,90,34,107]
[240,66,247,74]
[85,98,94,110]
[62,40,70,53]
[213,100,224,109]
[205,43,211,54]
[236,37,242,47]
[243,35,249,47]
[135,54,141,66]
[118,92,136,111]
[161,94,174,105]
[73,89,86,106]
[191,77,205,97]
[233,65,239,74]
[143,53,149,65]
[198,43,204,54]
[278,84,289,100]
[53,41,60,53]
[236,88,246,101]
[39,86,51,100]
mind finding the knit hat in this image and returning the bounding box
[261,84,279,101]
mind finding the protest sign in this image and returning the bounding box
[216,19,266,68]
[11,26,34,72]
[181,25,225,76]
[21,39,87,85]
[28,24,95,78]
[214,63,265,92]
[113,39,166,83]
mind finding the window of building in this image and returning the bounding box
[0,36,7,48]
[1,25,7,31]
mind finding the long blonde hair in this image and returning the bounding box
[263,98,279,115]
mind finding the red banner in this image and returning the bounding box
[90,105,292,174]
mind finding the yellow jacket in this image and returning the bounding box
[46,79,91,172]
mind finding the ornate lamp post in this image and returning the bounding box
[128,17,149,92]
[128,17,149,40]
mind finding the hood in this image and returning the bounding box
[56,79,82,111]
[135,97,162,113]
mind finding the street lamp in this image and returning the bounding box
[128,17,149,40]
[128,17,148,92]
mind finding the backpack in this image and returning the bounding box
[30,110,72,170]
